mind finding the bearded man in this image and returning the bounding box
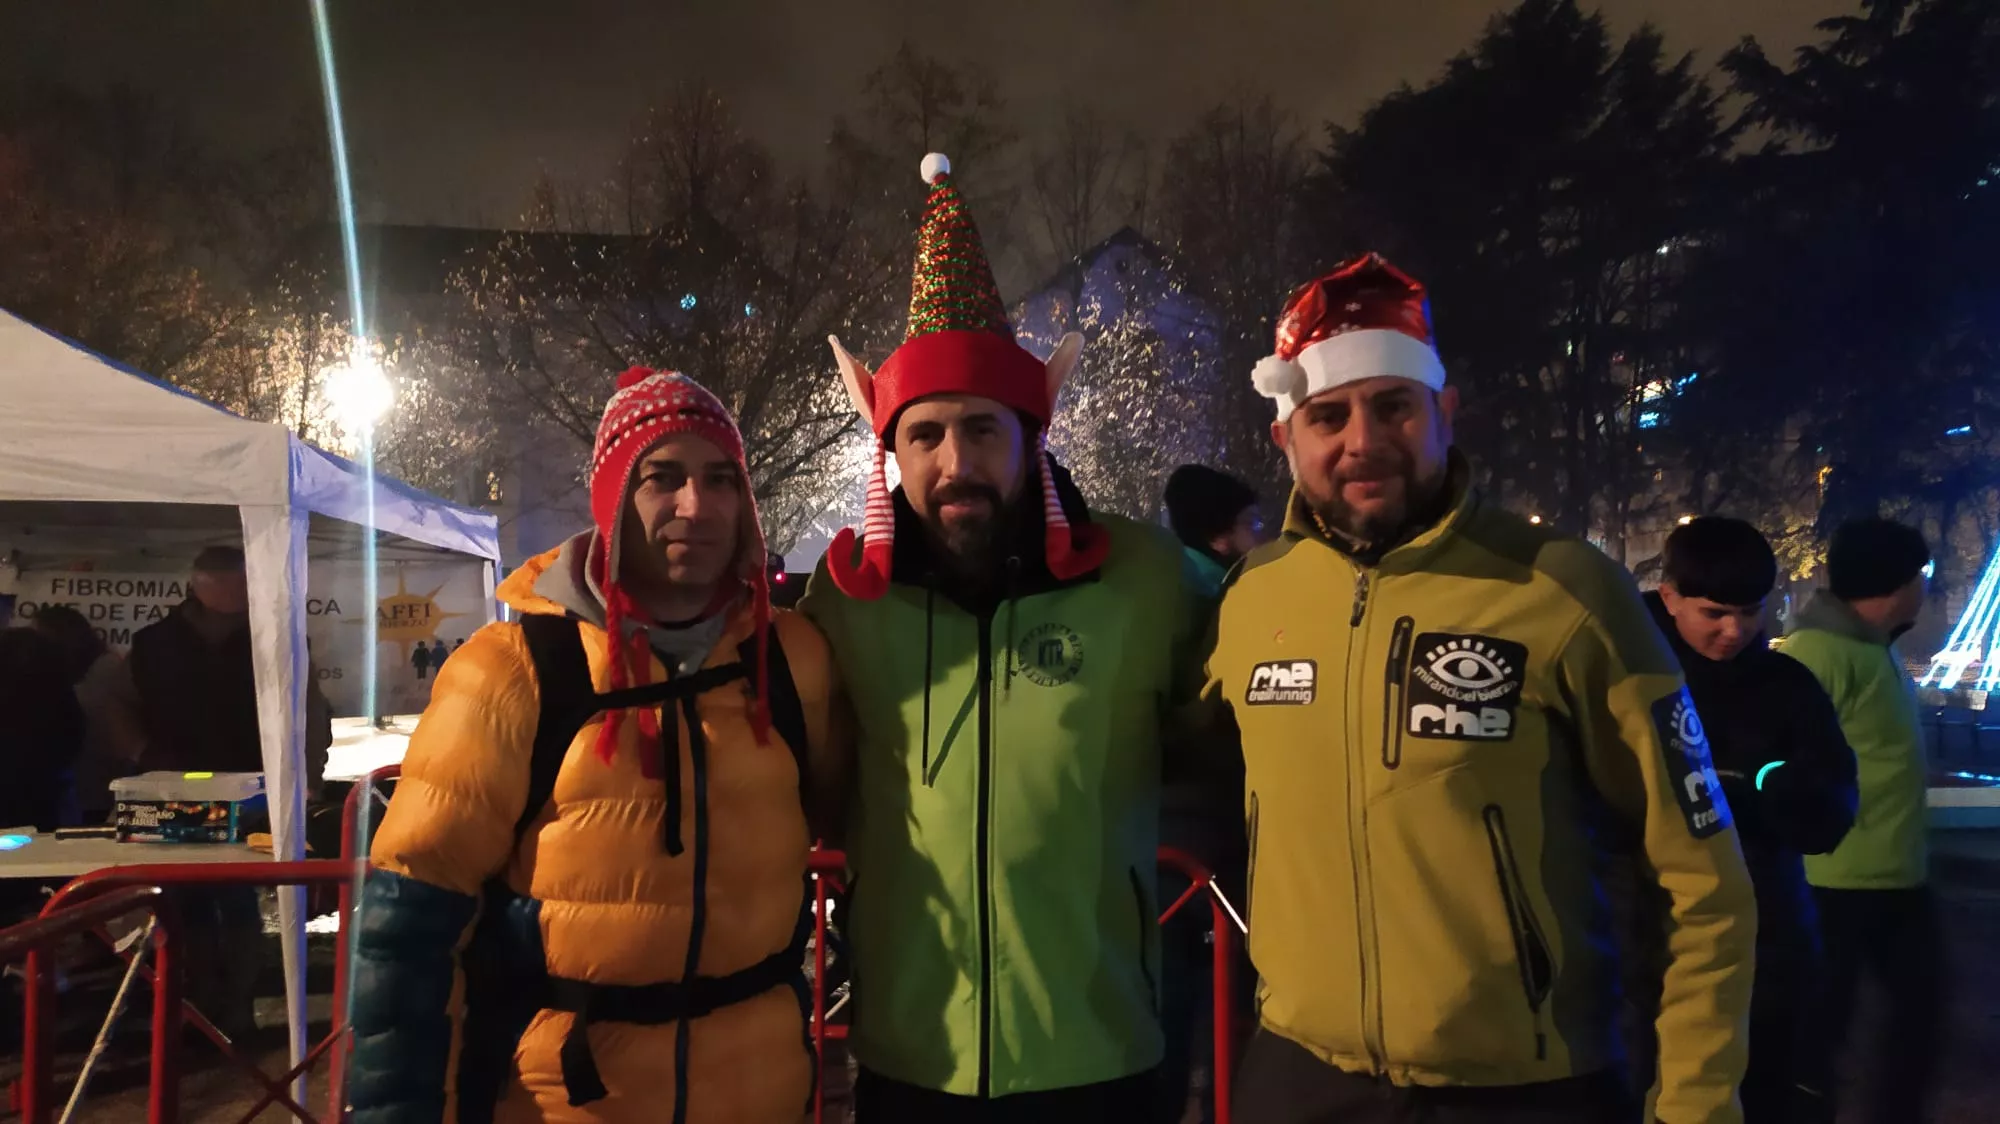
[1205,254,1758,1124]
[800,153,1206,1124]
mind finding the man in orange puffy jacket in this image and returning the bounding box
[350,369,851,1124]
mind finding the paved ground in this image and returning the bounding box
[12,832,2000,1123]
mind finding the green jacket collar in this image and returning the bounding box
[1789,589,1892,647]
[1279,448,1479,572]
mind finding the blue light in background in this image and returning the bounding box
[1947,425,1974,437]
[0,834,31,851]
[1638,410,1662,429]
[681,293,698,311]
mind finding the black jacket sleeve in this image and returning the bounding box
[1754,653,1859,856]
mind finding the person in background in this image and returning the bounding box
[0,626,83,833]
[31,604,146,822]
[1164,464,1265,596]
[1211,253,1756,1124]
[1159,463,1264,1121]
[127,545,334,1044]
[1647,518,1857,1122]
[128,545,332,793]
[1775,517,1938,1124]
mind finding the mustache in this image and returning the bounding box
[930,482,1005,510]
[1334,454,1410,483]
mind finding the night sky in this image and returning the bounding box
[3,0,1828,226]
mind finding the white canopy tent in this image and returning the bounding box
[0,310,500,1087]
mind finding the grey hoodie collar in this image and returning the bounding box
[530,529,737,677]
[531,531,610,628]
[1789,588,1891,646]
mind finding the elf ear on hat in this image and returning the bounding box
[825,153,1106,600]
[1253,252,1447,423]
[586,367,774,765]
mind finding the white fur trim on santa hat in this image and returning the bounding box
[1258,329,1447,422]
[922,152,951,184]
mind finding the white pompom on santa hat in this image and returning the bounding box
[1254,252,1447,423]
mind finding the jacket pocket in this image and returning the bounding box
[1481,804,1552,1060]
[1381,616,1415,769]
[1129,867,1159,1014]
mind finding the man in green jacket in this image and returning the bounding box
[801,152,1203,1123]
[1774,517,1938,1124]
[1211,254,1758,1124]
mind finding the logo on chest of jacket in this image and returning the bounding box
[1246,659,1317,705]
[1652,687,1732,839]
[1405,633,1528,741]
[1017,623,1084,687]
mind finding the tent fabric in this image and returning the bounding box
[0,307,500,1089]
[0,311,499,562]
[242,501,315,1079]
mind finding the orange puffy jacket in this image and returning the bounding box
[350,541,848,1124]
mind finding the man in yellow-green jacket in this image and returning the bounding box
[1212,254,1757,1124]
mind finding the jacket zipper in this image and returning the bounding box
[1344,566,1383,1070]
[974,610,996,1097]
[1128,867,1158,1014]
[1481,804,1552,1061]
[1380,616,1414,769]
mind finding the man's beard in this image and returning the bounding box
[923,482,1014,570]
[1300,459,1447,551]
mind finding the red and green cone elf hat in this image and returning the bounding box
[825,152,1108,600]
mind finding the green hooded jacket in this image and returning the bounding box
[801,480,1203,1097]
[1776,591,1929,890]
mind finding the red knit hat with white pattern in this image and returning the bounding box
[587,367,772,765]
[824,152,1108,600]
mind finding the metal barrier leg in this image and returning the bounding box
[23,944,56,1124]
[1211,915,1234,1124]
[812,871,829,1124]
[149,908,182,1124]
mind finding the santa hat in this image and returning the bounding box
[824,152,1107,600]
[587,368,773,765]
[1252,253,1447,423]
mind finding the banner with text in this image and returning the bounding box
[13,561,491,717]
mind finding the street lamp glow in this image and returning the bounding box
[323,351,393,433]
[1677,514,1694,525]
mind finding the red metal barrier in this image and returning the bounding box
[1157,845,1238,1124]
[327,764,400,1122]
[26,860,354,1124]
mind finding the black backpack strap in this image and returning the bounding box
[517,613,595,845]
[741,623,811,799]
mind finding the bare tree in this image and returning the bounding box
[1156,94,1312,494]
[1046,265,1226,521]
[1026,106,1150,298]
[445,83,904,551]
[830,43,1025,292]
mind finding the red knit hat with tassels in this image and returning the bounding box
[587,367,773,768]
[826,152,1108,600]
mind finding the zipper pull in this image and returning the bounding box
[1349,571,1371,627]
